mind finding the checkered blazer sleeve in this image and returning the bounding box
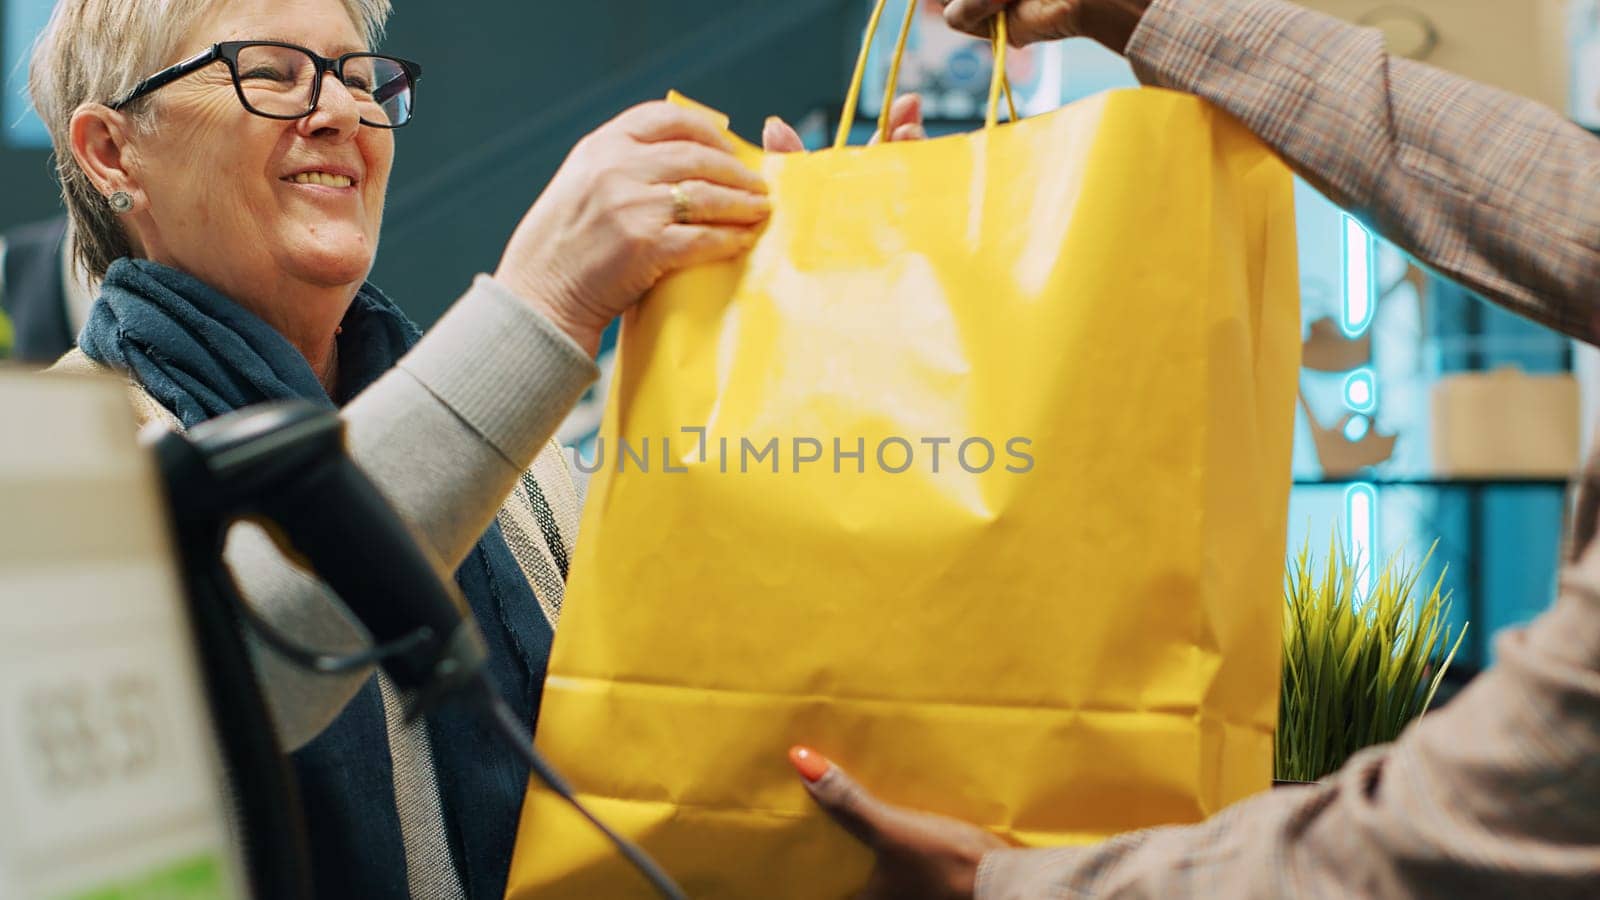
[1127,0,1600,343]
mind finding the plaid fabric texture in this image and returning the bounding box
[978,1,1600,896]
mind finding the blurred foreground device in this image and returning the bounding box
[0,372,250,899]
[0,371,489,899]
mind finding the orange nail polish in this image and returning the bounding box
[789,746,831,783]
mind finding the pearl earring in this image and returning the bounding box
[108,191,134,214]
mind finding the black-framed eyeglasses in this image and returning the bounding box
[110,40,422,129]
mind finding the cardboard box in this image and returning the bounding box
[1431,368,1580,477]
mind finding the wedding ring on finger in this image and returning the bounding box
[670,183,694,225]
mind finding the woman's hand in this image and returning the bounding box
[495,101,771,356]
[941,0,1153,54]
[789,746,1009,900]
[761,94,928,154]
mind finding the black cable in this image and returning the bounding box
[471,680,689,900]
[238,599,435,675]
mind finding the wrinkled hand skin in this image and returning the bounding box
[494,101,771,355]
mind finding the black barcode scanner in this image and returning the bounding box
[146,400,685,900]
[151,400,490,710]
[146,400,491,899]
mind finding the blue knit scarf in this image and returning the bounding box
[81,257,552,899]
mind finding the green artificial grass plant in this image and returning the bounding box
[1276,535,1467,783]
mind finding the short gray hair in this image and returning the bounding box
[28,0,393,280]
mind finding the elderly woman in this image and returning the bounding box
[24,0,928,896]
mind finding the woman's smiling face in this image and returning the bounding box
[120,0,394,303]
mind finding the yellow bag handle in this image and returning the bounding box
[834,0,1018,149]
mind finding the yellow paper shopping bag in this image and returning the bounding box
[508,9,1300,897]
